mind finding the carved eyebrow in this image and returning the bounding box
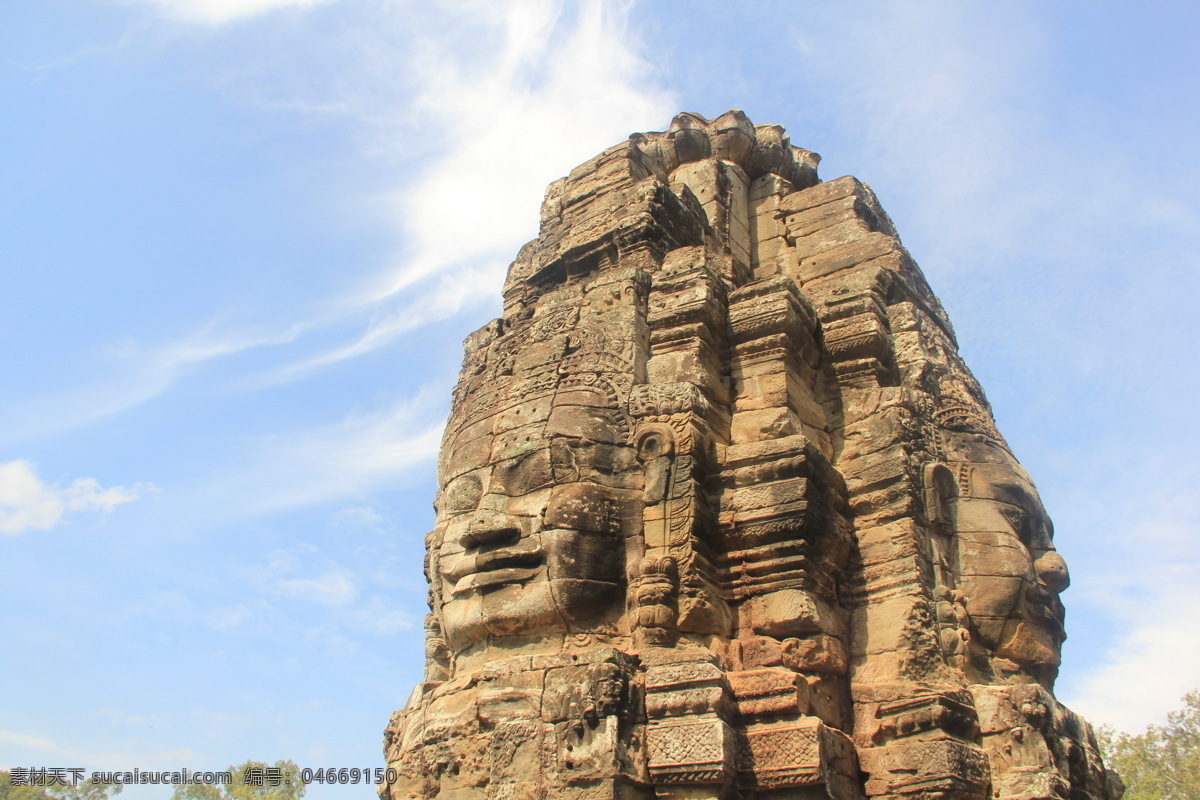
[997,503,1047,546]
[998,505,1025,529]
[549,437,582,483]
[548,434,598,445]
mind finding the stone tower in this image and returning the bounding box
[381,112,1122,800]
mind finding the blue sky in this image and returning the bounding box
[3,0,1198,795]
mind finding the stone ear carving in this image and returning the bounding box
[423,613,450,682]
[633,424,682,648]
[924,462,959,535]
[636,425,676,505]
[636,428,675,460]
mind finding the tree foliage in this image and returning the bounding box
[1098,690,1200,800]
[169,761,304,800]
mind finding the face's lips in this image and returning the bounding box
[1025,584,1066,638]
[444,544,544,596]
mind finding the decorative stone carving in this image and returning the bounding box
[382,112,1121,800]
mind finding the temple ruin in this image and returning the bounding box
[380,111,1122,800]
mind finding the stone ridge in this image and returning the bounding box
[382,111,1123,800]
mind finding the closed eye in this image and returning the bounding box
[440,474,484,515]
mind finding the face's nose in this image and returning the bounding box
[459,509,522,551]
[1034,550,1070,594]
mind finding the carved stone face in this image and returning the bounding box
[433,384,641,655]
[952,455,1070,671]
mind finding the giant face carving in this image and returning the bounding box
[429,285,647,658]
[947,445,1070,674]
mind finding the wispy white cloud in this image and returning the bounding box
[0,460,157,535]
[274,566,359,607]
[257,264,498,386]
[1059,486,1200,731]
[7,1,673,434]
[254,0,674,379]
[1,315,312,446]
[214,546,416,643]
[139,0,337,26]
[1068,586,1200,732]
[255,392,443,509]
[374,0,672,298]
[192,387,444,519]
[48,1,652,515]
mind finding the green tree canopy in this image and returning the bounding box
[1098,690,1200,800]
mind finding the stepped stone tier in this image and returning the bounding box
[381,111,1122,800]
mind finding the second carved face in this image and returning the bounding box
[949,449,1071,675]
[432,324,645,657]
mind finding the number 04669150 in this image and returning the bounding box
[300,767,397,785]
